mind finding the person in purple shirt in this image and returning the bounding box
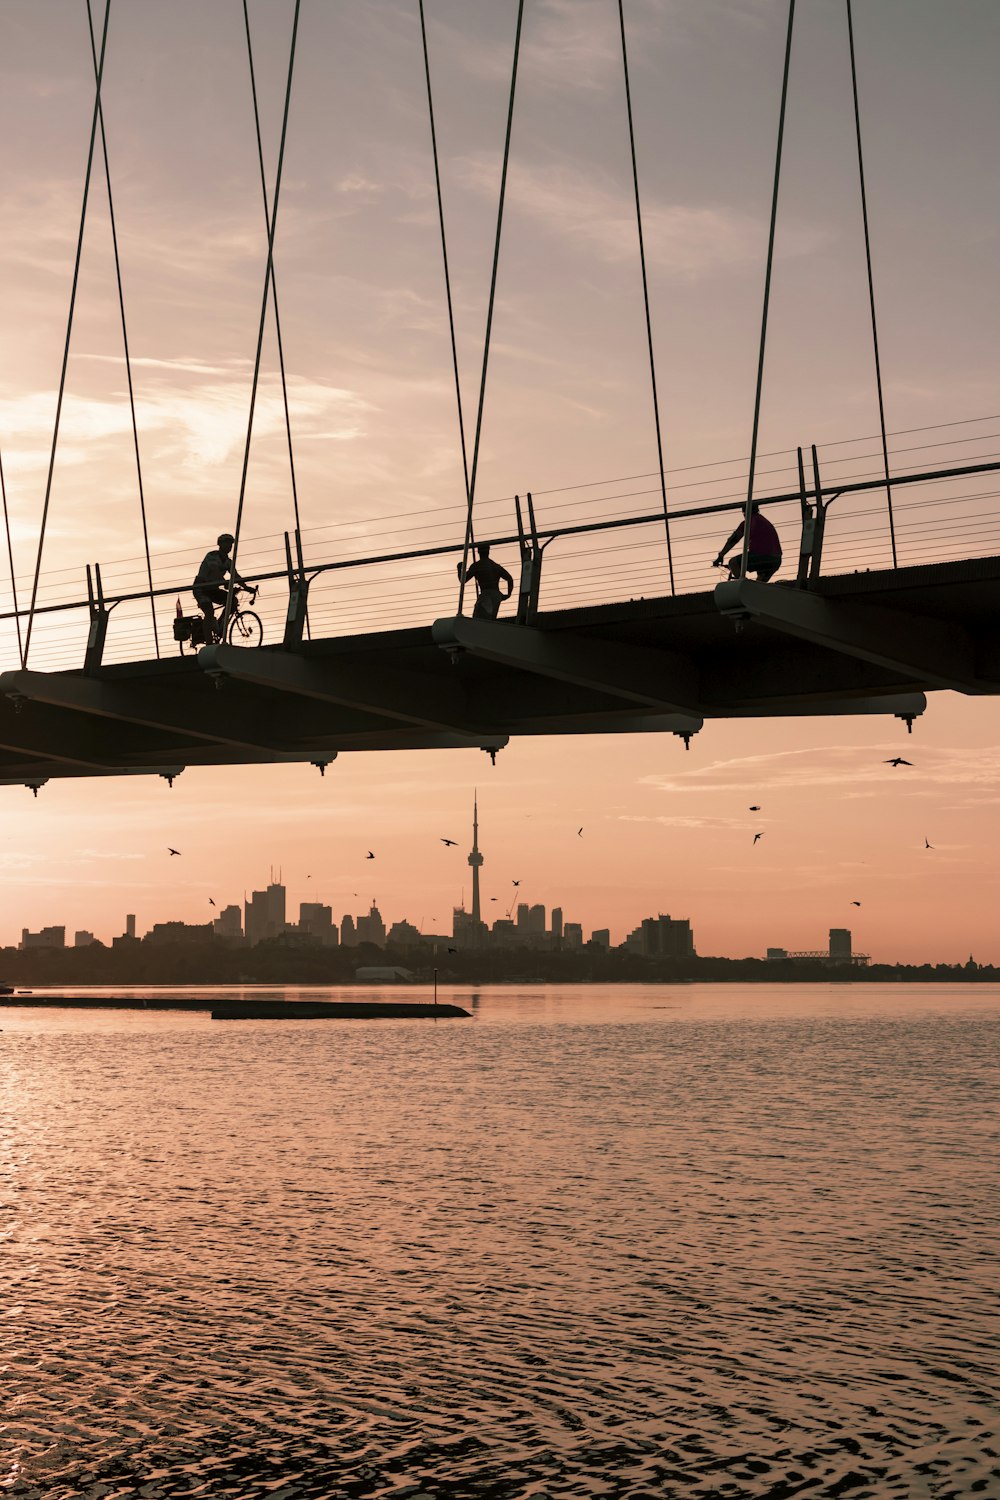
[714,502,782,581]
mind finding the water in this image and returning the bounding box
[2,983,998,1499]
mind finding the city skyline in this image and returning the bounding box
[10,796,878,966]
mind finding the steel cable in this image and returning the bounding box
[456,0,525,616]
[741,0,796,577]
[23,0,111,667]
[847,0,897,568]
[618,0,675,594]
[84,0,159,658]
[225,0,301,634]
[242,0,307,641]
[419,0,472,526]
[0,443,22,666]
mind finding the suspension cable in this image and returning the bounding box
[23,0,111,667]
[419,0,472,525]
[847,0,897,569]
[84,0,159,658]
[456,0,525,616]
[242,0,302,542]
[618,0,675,595]
[1,444,23,667]
[224,0,301,637]
[742,0,796,579]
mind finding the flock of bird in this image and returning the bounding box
[744,755,933,906]
[164,755,928,919]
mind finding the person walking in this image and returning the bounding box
[457,543,514,620]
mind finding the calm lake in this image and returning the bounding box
[2,983,998,1499]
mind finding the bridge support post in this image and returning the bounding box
[795,446,816,588]
[514,492,546,624]
[282,529,311,650]
[84,564,110,674]
[808,445,828,585]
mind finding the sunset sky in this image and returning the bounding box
[1,0,999,960]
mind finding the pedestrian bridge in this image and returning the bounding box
[2,436,998,788]
[2,0,997,788]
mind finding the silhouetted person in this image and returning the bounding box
[193,533,249,639]
[714,502,781,581]
[458,543,514,620]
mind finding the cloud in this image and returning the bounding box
[458,156,824,280]
[617,813,756,830]
[640,743,1000,795]
[0,372,371,474]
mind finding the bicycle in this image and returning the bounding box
[173,584,262,655]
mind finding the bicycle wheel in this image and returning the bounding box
[227,609,262,648]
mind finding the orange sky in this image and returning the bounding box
[1,1,999,959]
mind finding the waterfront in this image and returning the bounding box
[2,984,998,1498]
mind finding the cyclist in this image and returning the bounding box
[714,502,782,582]
[193,533,251,640]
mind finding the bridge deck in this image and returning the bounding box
[1,553,997,785]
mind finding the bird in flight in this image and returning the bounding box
[512,879,520,887]
[366,851,375,860]
[924,837,933,849]
[749,805,761,812]
[168,847,181,856]
[441,838,457,847]
[753,832,763,845]
[885,757,912,767]
[209,898,216,907]
[850,901,861,907]
[490,896,498,901]
[447,947,458,954]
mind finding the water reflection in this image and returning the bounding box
[2,984,998,1498]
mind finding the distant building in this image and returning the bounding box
[145,921,213,945]
[245,881,286,945]
[551,907,564,945]
[563,922,583,948]
[516,903,546,945]
[490,918,516,946]
[829,928,852,963]
[213,904,243,939]
[590,928,610,949]
[125,914,136,939]
[74,931,97,947]
[299,902,337,946]
[356,903,386,947]
[453,907,488,946]
[340,914,357,947]
[20,926,65,950]
[624,914,695,959]
[766,946,788,960]
[388,918,423,947]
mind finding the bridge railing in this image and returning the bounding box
[2,416,1000,671]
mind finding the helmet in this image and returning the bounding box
[217,533,235,547]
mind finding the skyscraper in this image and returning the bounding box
[829,928,852,963]
[468,792,484,926]
[245,879,287,945]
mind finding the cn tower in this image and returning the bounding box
[468,792,484,926]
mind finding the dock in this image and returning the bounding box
[0,996,470,1019]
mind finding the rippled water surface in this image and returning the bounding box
[2,983,998,1499]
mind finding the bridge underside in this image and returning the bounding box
[1,554,998,787]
